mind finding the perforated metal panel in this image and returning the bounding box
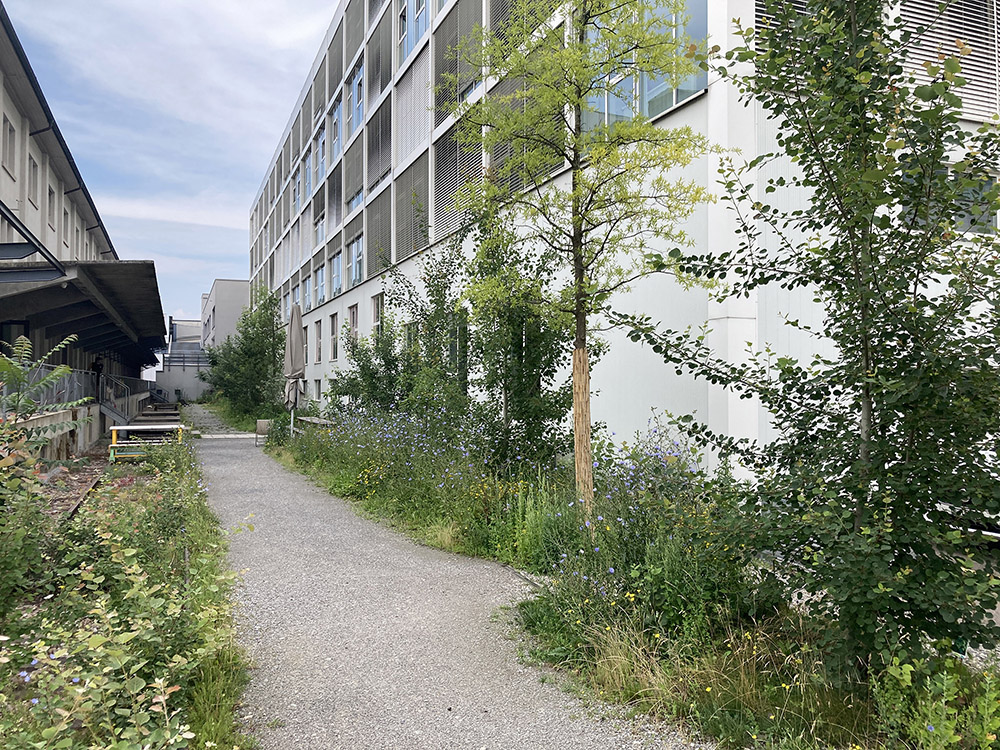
[346,0,364,64]
[367,99,393,189]
[366,187,392,278]
[396,150,429,261]
[902,0,998,120]
[396,48,431,163]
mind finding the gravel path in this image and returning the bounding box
[182,404,254,436]
[198,439,704,750]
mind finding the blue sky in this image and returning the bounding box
[5,0,337,319]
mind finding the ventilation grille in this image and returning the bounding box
[368,13,394,100]
[396,150,430,261]
[902,0,998,120]
[433,122,481,238]
[396,48,431,163]
[367,187,392,278]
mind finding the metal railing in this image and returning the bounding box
[161,352,211,370]
[101,374,152,423]
[0,363,97,420]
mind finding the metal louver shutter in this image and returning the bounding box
[329,24,344,96]
[754,0,808,27]
[346,0,364,64]
[490,0,513,44]
[433,122,481,238]
[396,150,429,261]
[345,139,364,208]
[367,99,393,189]
[456,0,482,95]
[370,0,387,28]
[313,66,327,119]
[367,187,392,277]
[396,48,431,163]
[489,76,526,194]
[902,0,998,120]
[434,6,459,126]
[368,13,393,100]
[329,164,343,228]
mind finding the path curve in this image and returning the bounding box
[198,439,701,750]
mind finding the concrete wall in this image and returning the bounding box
[156,366,210,403]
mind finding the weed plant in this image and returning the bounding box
[0,443,250,749]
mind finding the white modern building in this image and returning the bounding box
[250,0,998,442]
[201,278,249,349]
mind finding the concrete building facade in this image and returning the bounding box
[201,278,249,349]
[250,0,998,442]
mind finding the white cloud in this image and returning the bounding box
[95,192,249,231]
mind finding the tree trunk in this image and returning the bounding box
[572,344,594,520]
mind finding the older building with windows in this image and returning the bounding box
[250,0,998,440]
[0,5,166,454]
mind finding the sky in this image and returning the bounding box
[5,0,339,320]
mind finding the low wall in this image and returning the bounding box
[21,403,103,460]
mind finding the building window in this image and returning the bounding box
[348,234,364,286]
[317,265,326,304]
[315,213,326,245]
[317,129,326,180]
[304,277,312,311]
[346,63,364,136]
[47,187,56,227]
[315,379,322,401]
[27,156,38,207]
[303,325,309,364]
[331,252,343,296]
[284,293,291,320]
[292,285,300,308]
[2,116,15,177]
[304,151,313,197]
[62,209,69,245]
[639,0,708,119]
[315,320,323,362]
[331,99,342,160]
[348,304,359,339]
[293,171,301,213]
[398,0,428,65]
[372,293,384,336]
[330,312,339,359]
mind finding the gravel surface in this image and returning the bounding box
[182,404,254,435]
[198,439,707,750]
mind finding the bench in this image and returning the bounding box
[109,424,185,462]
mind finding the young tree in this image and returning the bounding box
[202,293,285,416]
[447,0,712,516]
[465,210,573,466]
[622,0,1000,667]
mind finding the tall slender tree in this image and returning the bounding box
[444,0,712,515]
